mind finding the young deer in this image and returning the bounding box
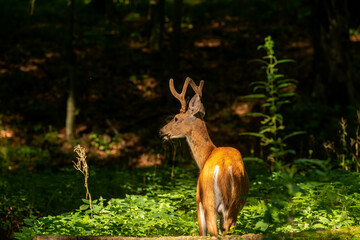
[160,77,250,236]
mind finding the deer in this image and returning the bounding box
[160,77,250,236]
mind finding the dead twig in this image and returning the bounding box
[73,145,93,218]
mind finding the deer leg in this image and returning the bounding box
[198,172,219,236]
[223,197,246,235]
[204,206,218,236]
[196,182,207,236]
[197,201,207,236]
[223,216,236,236]
[222,208,238,235]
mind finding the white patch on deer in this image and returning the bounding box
[229,166,234,195]
[199,202,207,235]
[214,165,225,224]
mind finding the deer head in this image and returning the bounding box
[160,77,205,140]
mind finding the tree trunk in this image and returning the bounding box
[149,0,165,53]
[312,0,357,106]
[65,0,76,141]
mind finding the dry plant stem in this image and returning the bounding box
[73,145,93,219]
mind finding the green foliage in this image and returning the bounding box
[14,170,198,239]
[0,145,52,170]
[14,194,197,239]
[241,36,304,167]
[89,133,111,151]
[235,169,360,235]
[288,227,360,240]
[11,164,360,239]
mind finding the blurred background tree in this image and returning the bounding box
[311,0,359,106]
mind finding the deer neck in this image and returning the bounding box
[186,118,216,170]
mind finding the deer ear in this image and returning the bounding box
[188,94,205,117]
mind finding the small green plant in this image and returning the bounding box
[241,36,304,168]
[239,36,309,233]
[73,145,93,218]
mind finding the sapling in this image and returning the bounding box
[241,36,304,169]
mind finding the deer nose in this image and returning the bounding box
[159,129,164,136]
[159,129,170,140]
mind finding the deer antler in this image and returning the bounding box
[189,78,204,97]
[169,77,190,113]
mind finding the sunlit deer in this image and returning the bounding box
[160,77,250,236]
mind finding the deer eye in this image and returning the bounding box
[174,117,178,122]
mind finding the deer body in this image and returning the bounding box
[160,78,249,236]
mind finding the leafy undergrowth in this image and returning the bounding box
[274,227,360,240]
[10,165,360,240]
[236,171,360,235]
[13,173,199,239]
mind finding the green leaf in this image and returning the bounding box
[319,216,330,224]
[259,126,275,133]
[255,220,269,232]
[276,83,293,89]
[82,199,90,204]
[260,117,272,125]
[24,218,34,227]
[250,81,268,86]
[279,92,296,97]
[277,59,295,64]
[312,223,326,229]
[273,74,284,79]
[277,100,291,105]
[278,78,298,84]
[265,97,276,102]
[283,131,306,140]
[275,113,283,120]
[286,149,296,154]
[80,204,89,211]
[269,147,280,152]
[253,86,266,92]
[242,94,266,99]
[239,132,266,138]
[92,205,101,214]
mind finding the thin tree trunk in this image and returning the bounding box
[149,0,165,53]
[65,0,76,141]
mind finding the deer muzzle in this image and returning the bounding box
[159,129,170,140]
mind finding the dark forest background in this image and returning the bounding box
[1,0,360,239]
